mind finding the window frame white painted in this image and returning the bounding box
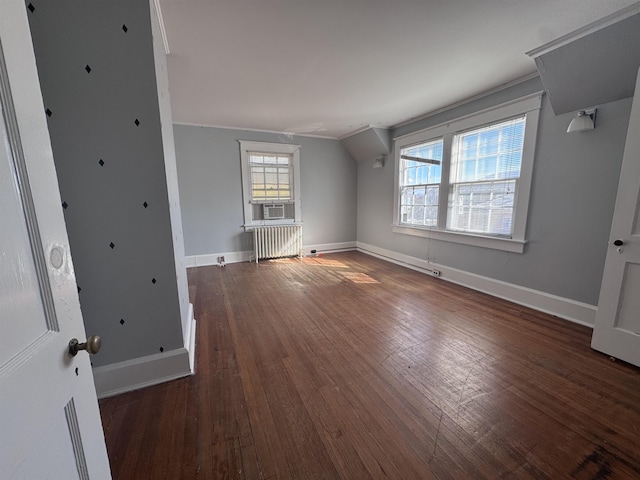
[239,140,302,229]
[392,92,543,253]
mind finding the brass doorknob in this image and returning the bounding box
[68,335,102,357]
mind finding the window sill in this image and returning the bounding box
[392,224,526,253]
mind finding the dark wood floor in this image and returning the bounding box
[99,251,640,479]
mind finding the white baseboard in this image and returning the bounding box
[93,345,194,399]
[356,242,597,328]
[185,250,253,267]
[93,305,197,399]
[185,241,357,267]
[302,241,357,256]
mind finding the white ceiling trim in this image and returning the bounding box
[338,124,390,141]
[526,2,640,58]
[172,121,338,140]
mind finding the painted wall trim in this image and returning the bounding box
[185,242,357,267]
[172,121,337,140]
[93,348,193,399]
[526,3,640,58]
[183,303,196,373]
[338,124,390,141]
[93,322,196,399]
[302,241,357,256]
[185,250,253,267]
[151,0,170,54]
[356,242,597,328]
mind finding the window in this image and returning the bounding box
[239,140,301,227]
[393,93,542,253]
[399,139,443,227]
[249,152,292,202]
[448,117,525,236]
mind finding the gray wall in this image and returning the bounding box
[174,125,357,256]
[358,77,632,306]
[28,0,187,366]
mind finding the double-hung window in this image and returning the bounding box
[249,152,292,202]
[393,93,542,253]
[399,139,443,227]
[239,140,301,228]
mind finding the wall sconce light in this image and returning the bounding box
[373,156,386,168]
[567,108,597,133]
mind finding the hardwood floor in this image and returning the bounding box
[99,251,640,479]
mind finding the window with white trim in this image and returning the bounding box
[447,116,524,236]
[393,93,542,253]
[249,152,292,202]
[239,140,301,228]
[399,138,443,227]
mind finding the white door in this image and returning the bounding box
[0,0,111,478]
[591,67,640,368]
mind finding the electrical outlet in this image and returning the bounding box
[431,270,441,277]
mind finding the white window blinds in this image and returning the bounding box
[399,139,443,227]
[447,116,526,236]
[249,152,292,202]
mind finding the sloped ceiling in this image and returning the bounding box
[529,5,640,115]
[159,0,639,139]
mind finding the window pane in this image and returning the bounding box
[265,170,278,186]
[401,206,412,224]
[404,166,417,186]
[248,151,292,201]
[399,138,443,226]
[426,186,439,206]
[448,117,524,236]
[252,187,266,199]
[278,172,290,187]
[447,180,516,236]
[425,206,438,227]
[452,117,525,183]
[413,206,425,224]
[413,186,426,205]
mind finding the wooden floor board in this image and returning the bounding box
[100,251,640,479]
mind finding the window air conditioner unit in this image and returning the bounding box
[264,204,285,220]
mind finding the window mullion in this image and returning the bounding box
[439,133,453,231]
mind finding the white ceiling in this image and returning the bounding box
[160,0,639,139]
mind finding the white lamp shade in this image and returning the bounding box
[567,111,595,133]
[373,156,385,168]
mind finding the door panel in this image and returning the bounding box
[0,0,111,478]
[616,263,640,333]
[0,115,49,362]
[13,403,84,480]
[592,67,640,367]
